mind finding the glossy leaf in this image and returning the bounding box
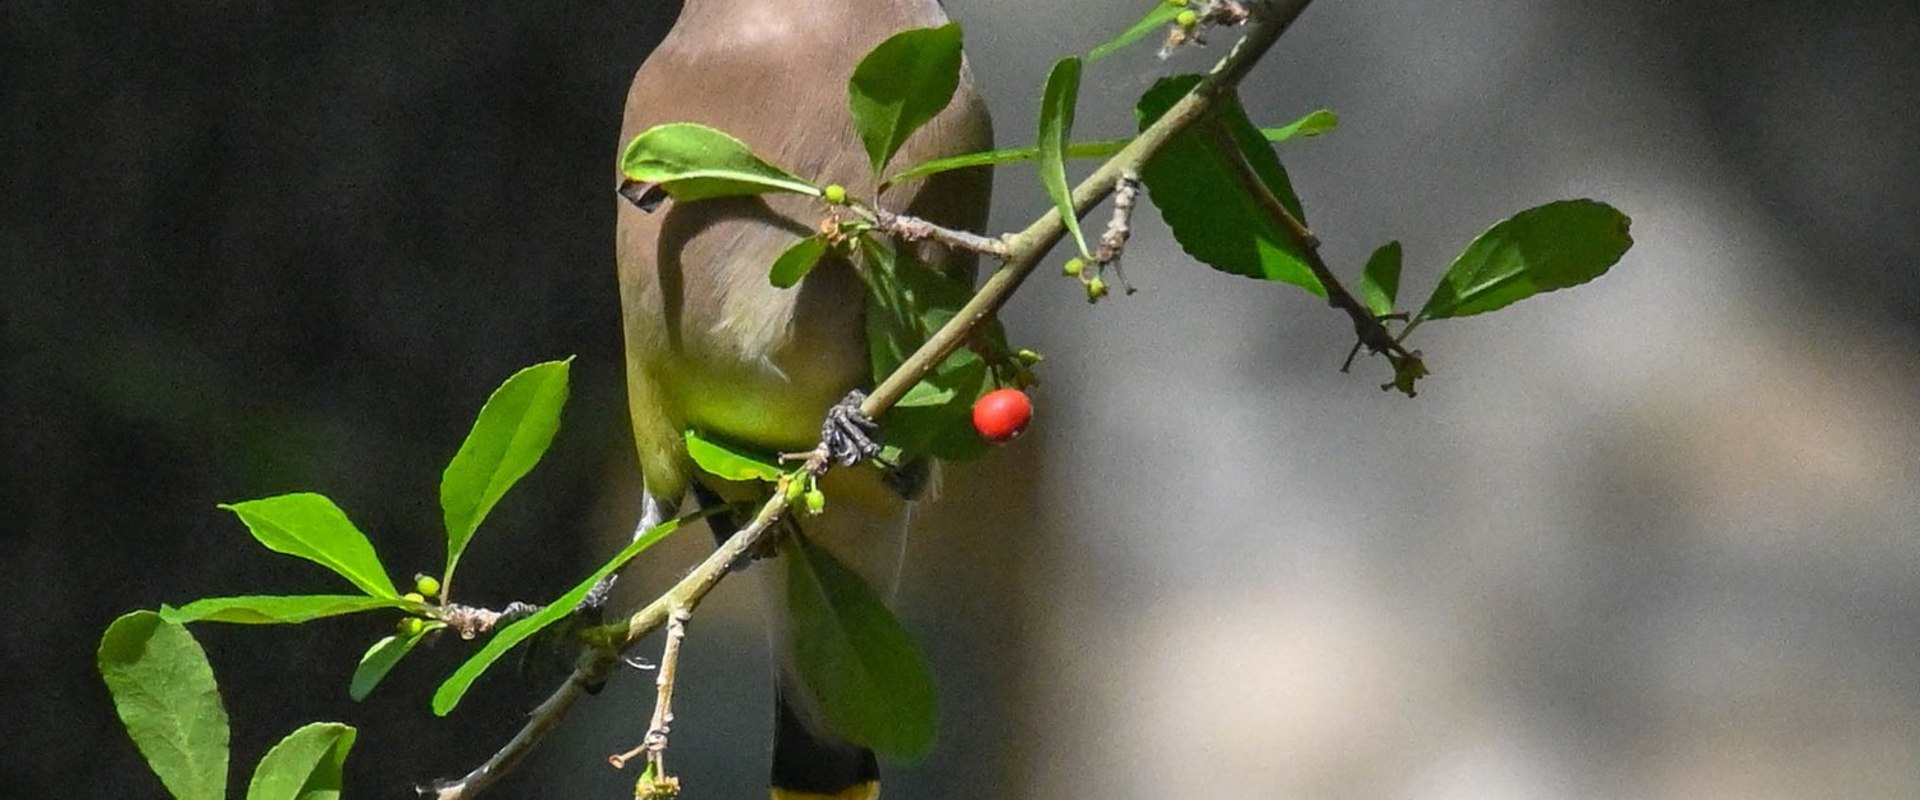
[440,358,571,583]
[221,494,396,599]
[848,24,965,176]
[1136,75,1325,297]
[1087,3,1183,61]
[349,628,428,702]
[685,429,784,483]
[1419,199,1632,321]
[1038,56,1089,258]
[98,611,230,800]
[887,108,1337,184]
[245,722,355,800]
[620,123,821,202]
[1360,241,1403,318]
[432,514,694,715]
[164,595,404,626]
[769,235,831,289]
[859,237,994,462]
[783,534,937,762]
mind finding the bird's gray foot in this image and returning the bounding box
[821,389,882,467]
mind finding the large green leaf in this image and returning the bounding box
[245,722,355,800]
[783,534,937,762]
[848,23,965,177]
[1136,75,1325,297]
[1087,2,1183,61]
[440,359,571,583]
[164,595,405,625]
[769,234,831,289]
[221,494,396,599]
[349,628,430,702]
[685,429,784,483]
[620,123,821,202]
[859,237,994,462]
[1038,57,1090,258]
[886,108,1337,184]
[1418,199,1632,321]
[1360,241,1403,318]
[432,514,695,716]
[98,611,230,800]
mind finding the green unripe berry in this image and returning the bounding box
[414,574,441,598]
[822,184,848,205]
[785,476,807,504]
[1063,258,1084,277]
[1176,9,1199,27]
[397,617,426,637]
[804,488,826,515]
[1015,348,1044,366]
[404,592,426,605]
[1086,276,1109,302]
[1164,0,1188,7]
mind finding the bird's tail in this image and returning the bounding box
[769,681,880,800]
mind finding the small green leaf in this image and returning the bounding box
[1418,199,1632,321]
[221,494,397,599]
[1136,75,1325,297]
[620,123,821,202]
[245,722,355,800]
[1360,241,1403,318]
[1087,2,1183,61]
[886,109,1337,184]
[1265,108,1339,142]
[349,629,428,702]
[98,611,230,800]
[441,359,571,585]
[432,514,696,716]
[859,237,996,462]
[769,235,831,289]
[685,429,784,483]
[783,534,937,762]
[164,595,404,625]
[1038,56,1089,259]
[848,23,965,177]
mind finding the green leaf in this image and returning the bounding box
[1265,108,1340,142]
[432,514,695,716]
[98,611,230,800]
[685,429,784,483]
[1038,56,1089,259]
[858,237,995,462]
[221,494,397,599]
[1136,75,1325,297]
[886,108,1337,184]
[769,235,832,289]
[1418,199,1633,321]
[1087,2,1183,61]
[441,358,571,584]
[164,595,404,625]
[245,722,355,800]
[1360,241,1403,318]
[620,123,821,202]
[783,534,937,762]
[848,23,965,177]
[349,629,428,702]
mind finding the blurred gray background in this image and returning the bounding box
[6,0,1919,797]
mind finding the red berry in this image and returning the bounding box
[972,388,1033,443]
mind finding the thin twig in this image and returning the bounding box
[608,606,689,771]
[1207,124,1422,376]
[868,208,1013,258]
[427,3,1316,795]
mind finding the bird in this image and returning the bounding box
[614,1,993,798]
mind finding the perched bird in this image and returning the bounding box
[615,1,992,797]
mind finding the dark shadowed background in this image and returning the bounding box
[6,1,1920,797]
